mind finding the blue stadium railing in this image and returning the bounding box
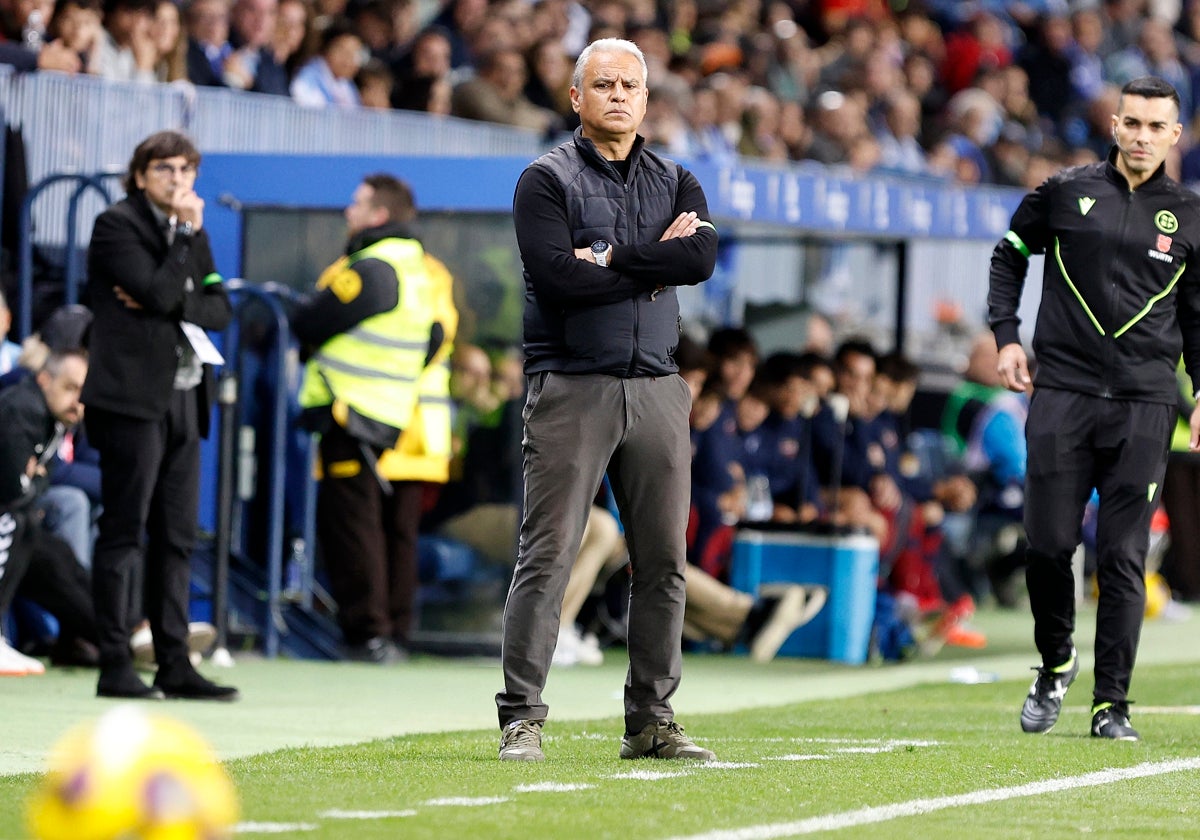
[219,279,319,659]
[16,170,119,338]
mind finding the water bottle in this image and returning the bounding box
[283,538,304,601]
[22,10,44,51]
[745,474,773,522]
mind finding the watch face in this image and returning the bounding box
[591,241,609,253]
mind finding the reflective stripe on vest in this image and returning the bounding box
[298,238,436,430]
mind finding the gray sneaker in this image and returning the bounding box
[620,720,716,761]
[499,719,545,762]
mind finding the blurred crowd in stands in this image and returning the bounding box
[11,0,1200,186]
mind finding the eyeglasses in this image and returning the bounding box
[148,162,197,177]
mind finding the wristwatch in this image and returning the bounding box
[590,240,611,268]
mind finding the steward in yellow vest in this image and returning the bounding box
[290,174,446,662]
[295,232,439,450]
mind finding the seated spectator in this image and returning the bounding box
[0,348,100,674]
[754,352,821,526]
[688,328,758,578]
[735,377,773,522]
[355,56,393,109]
[939,10,1011,97]
[184,0,233,86]
[47,0,104,74]
[814,339,980,650]
[149,0,185,81]
[524,35,577,131]
[2,305,101,572]
[875,89,926,174]
[0,0,82,73]
[226,0,290,94]
[803,89,868,166]
[450,46,559,134]
[350,0,401,66]
[390,25,451,110]
[289,16,362,108]
[92,0,156,82]
[1105,17,1192,123]
[427,0,488,71]
[681,85,739,163]
[270,0,311,77]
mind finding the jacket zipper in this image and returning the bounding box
[623,175,640,377]
[1102,191,1136,398]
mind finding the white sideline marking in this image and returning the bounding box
[609,769,691,780]
[768,755,831,762]
[664,758,1200,840]
[1137,706,1200,715]
[320,809,418,819]
[236,822,318,833]
[718,737,940,748]
[424,796,510,807]
[515,782,596,792]
[701,762,760,769]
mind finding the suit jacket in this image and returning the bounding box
[186,38,227,87]
[83,191,232,437]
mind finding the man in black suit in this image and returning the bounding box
[84,130,237,701]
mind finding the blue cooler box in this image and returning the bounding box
[730,530,879,665]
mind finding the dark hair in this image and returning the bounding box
[758,351,806,386]
[795,351,833,380]
[53,0,103,25]
[707,327,758,361]
[319,16,360,53]
[834,337,877,371]
[362,173,416,224]
[123,130,200,193]
[103,0,154,15]
[38,304,93,351]
[1121,76,1181,112]
[875,351,919,385]
[356,58,393,89]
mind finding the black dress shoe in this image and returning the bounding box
[97,666,165,700]
[154,667,240,702]
[50,636,101,668]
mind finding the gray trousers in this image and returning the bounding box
[496,372,692,734]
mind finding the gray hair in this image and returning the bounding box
[572,38,648,91]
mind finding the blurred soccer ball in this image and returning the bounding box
[1145,571,1172,619]
[25,705,239,840]
[1091,570,1173,619]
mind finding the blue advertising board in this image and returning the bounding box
[197,153,1024,278]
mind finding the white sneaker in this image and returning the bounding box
[749,584,827,663]
[130,623,155,667]
[552,625,582,667]
[0,635,45,676]
[576,631,604,666]
[130,621,218,669]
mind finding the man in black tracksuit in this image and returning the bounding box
[988,77,1200,741]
